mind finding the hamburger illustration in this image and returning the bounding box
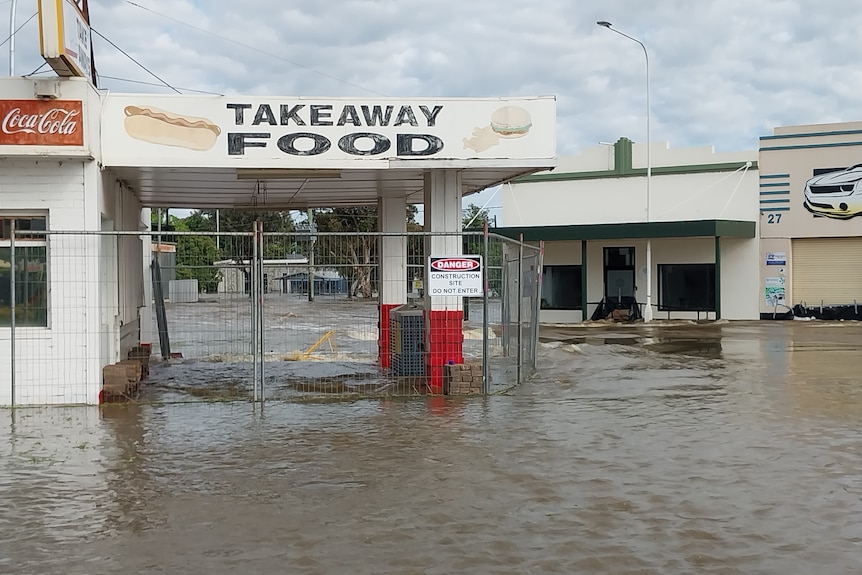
[463,105,535,152]
[489,106,533,138]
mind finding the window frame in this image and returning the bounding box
[0,212,50,329]
[540,264,583,311]
[657,262,716,312]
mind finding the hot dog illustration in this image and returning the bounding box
[123,105,221,151]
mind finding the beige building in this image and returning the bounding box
[758,121,862,318]
[499,137,760,323]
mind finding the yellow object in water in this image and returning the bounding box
[284,330,337,361]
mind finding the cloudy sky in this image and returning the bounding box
[5,0,862,220]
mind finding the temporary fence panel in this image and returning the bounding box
[4,226,543,406]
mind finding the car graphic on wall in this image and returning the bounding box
[803,164,862,219]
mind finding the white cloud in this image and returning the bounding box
[5,0,862,158]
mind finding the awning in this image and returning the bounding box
[494,219,756,241]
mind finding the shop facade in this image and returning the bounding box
[758,121,862,319]
[499,137,761,323]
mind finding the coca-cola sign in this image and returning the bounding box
[0,100,84,146]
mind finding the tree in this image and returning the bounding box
[190,209,298,260]
[183,210,214,232]
[175,235,221,293]
[311,205,419,299]
[190,209,296,233]
[461,203,502,293]
[313,207,378,298]
[406,204,424,283]
[406,204,422,230]
[462,203,491,230]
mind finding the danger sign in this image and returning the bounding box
[428,255,483,297]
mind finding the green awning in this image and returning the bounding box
[493,219,756,242]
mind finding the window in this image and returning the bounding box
[658,263,715,312]
[0,215,48,327]
[541,265,582,310]
[604,246,635,268]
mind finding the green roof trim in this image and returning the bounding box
[514,138,756,183]
[493,219,756,242]
[514,161,757,183]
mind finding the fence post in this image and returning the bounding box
[500,247,509,357]
[307,208,315,303]
[257,221,266,402]
[532,241,544,372]
[517,234,524,384]
[482,223,490,394]
[251,221,259,403]
[9,219,16,407]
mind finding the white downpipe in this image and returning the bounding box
[644,239,653,321]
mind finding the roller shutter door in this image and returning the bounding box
[792,238,862,306]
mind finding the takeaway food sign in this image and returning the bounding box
[0,99,84,146]
[100,95,556,167]
[428,256,483,297]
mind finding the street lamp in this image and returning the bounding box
[8,0,16,75]
[597,20,653,322]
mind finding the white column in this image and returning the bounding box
[140,207,154,345]
[423,170,464,392]
[378,194,408,307]
[378,194,407,368]
[423,169,463,312]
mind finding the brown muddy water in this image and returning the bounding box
[2,321,862,574]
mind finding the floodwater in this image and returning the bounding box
[2,321,862,574]
[146,295,512,399]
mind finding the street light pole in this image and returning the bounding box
[8,0,16,76]
[597,21,653,322]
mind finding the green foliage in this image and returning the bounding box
[175,235,221,293]
[406,204,421,230]
[461,203,502,288]
[195,209,296,233]
[462,203,491,230]
[314,207,377,233]
[183,211,214,232]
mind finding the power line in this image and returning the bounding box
[25,62,48,76]
[91,27,181,94]
[0,11,36,49]
[123,0,389,97]
[99,75,224,95]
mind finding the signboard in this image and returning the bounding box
[100,95,557,168]
[38,0,94,80]
[766,252,787,266]
[428,256,483,297]
[765,276,786,307]
[0,100,84,146]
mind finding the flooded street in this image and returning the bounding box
[2,321,862,574]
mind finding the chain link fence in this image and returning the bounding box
[3,226,542,406]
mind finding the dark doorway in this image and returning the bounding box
[603,247,636,307]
